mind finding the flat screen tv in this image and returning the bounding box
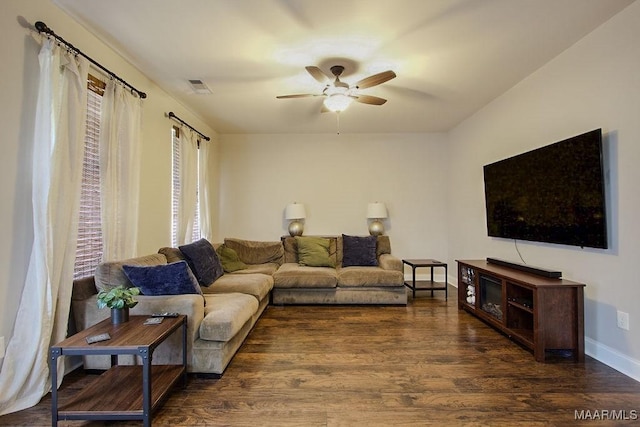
[483,129,607,249]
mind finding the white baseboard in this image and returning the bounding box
[585,337,640,382]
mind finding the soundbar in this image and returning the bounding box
[486,258,562,279]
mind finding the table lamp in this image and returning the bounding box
[367,202,388,236]
[285,203,306,236]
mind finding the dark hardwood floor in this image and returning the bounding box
[2,286,639,426]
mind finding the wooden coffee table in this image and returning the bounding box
[50,315,187,427]
[403,259,448,300]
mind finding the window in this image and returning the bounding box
[171,126,201,247]
[73,74,105,279]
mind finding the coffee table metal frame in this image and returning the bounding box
[403,258,448,300]
[50,315,187,427]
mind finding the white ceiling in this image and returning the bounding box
[53,0,634,134]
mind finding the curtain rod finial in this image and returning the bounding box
[35,21,50,34]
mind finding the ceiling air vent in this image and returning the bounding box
[188,79,212,94]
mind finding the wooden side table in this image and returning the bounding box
[50,315,187,427]
[403,259,448,300]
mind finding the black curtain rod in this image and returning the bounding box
[167,112,211,141]
[34,21,147,99]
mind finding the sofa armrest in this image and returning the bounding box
[73,294,206,370]
[131,294,205,320]
[72,276,98,302]
[379,254,402,272]
[74,294,205,333]
[131,295,206,353]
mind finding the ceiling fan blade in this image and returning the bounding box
[276,94,320,99]
[353,94,387,105]
[355,70,396,89]
[305,66,331,84]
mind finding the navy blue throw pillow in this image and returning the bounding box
[179,238,224,286]
[342,234,378,267]
[122,261,202,296]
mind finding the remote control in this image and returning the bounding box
[86,332,111,344]
[151,312,179,317]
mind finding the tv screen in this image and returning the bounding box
[483,129,607,249]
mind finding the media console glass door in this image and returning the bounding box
[479,274,503,321]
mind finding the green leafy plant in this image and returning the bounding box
[97,285,140,309]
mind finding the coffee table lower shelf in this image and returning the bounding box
[402,259,448,300]
[408,280,448,293]
[58,365,184,421]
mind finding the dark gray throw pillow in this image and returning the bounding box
[179,238,224,286]
[342,234,378,267]
[122,261,202,296]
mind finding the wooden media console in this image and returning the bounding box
[457,259,585,362]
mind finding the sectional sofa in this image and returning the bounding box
[71,235,406,376]
[273,235,406,305]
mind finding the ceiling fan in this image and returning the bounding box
[277,65,396,113]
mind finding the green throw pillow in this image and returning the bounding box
[216,244,248,273]
[295,236,336,268]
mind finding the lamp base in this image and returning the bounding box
[288,220,304,237]
[369,220,384,236]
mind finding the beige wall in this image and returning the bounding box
[0,0,218,347]
[219,133,449,262]
[2,0,638,382]
[447,1,640,379]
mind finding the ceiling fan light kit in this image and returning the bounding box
[277,63,396,114]
[324,93,353,112]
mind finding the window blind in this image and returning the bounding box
[171,127,180,246]
[171,127,201,246]
[73,77,104,279]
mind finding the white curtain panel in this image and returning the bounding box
[177,129,199,245]
[99,81,142,261]
[198,139,212,241]
[0,39,88,415]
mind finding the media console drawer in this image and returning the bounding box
[457,259,585,362]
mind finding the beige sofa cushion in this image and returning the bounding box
[376,235,392,257]
[201,273,273,301]
[379,253,402,271]
[273,263,338,288]
[95,253,167,292]
[224,238,284,265]
[158,247,186,263]
[337,266,404,287]
[200,293,258,341]
[231,263,280,275]
[282,237,297,263]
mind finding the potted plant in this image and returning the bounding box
[97,285,140,324]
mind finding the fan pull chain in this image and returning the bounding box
[336,112,340,135]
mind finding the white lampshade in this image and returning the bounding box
[367,202,388,219]
[285,203,306,220]
[323,94,354,112]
